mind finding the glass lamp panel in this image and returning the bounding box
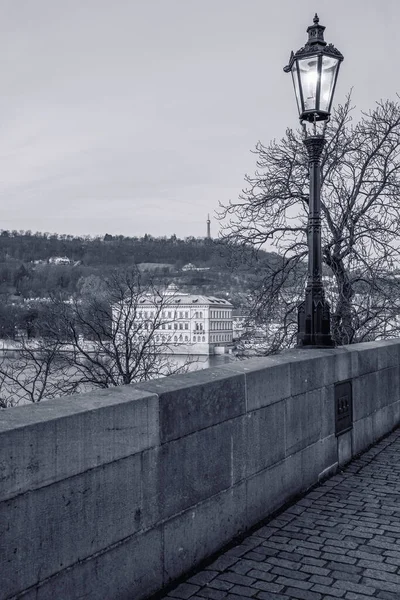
[291,62,302,115]
[319,56,339,113]
[298,56,319,112]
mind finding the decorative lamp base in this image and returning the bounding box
[297,297,335,348]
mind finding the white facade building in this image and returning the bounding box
[48,256,71,265]
[124,285,233,355]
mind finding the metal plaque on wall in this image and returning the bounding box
[335,380,353,436]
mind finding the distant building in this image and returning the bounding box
[182,263,210,272]
[114,284,233,355]
[232,312,253,340]
[48,256,71,265]
[182,263,196,271]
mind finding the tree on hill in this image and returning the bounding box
[219,94,400,350]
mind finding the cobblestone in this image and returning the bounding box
[162,429,400,600]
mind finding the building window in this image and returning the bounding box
[185,323,189,330]
[185,311,189,318]
[185,335,188,341]
[202,336,205,342]
[179,323,183,330]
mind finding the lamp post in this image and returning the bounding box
[284,14,343,347]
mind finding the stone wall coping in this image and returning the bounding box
[1,340,400,435]
[0,385,158,433]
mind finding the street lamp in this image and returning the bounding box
[284,14,343,347]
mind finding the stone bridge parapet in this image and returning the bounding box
[1,340,400,599]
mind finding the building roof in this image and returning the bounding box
[138,291,233,308]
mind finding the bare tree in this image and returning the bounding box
[50,269,195,390]
[0,270,197,407]
[0,338,78,407]
[219,93,400,350]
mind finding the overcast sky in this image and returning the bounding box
[0,0,397,238]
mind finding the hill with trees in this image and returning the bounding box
[0,229,279,340]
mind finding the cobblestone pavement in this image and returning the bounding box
[161,429,400,600]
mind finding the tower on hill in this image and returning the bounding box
[207,214,211,239]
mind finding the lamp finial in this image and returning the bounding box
[306,13,326,46]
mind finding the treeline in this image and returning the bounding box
[0,230,245,267]
[0,230,280,339]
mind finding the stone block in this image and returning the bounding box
[318,434,338,480]
[347,340,400,376]
[288,436,337,492]
[140,446,162,529]
[376,339,400,370]
[153,419,245,521]
[20,527,163,600]
[246,437,336,527]
[378,366,400,408]
[353,372,378,421]
[246,460,289,527]
[288,351,336,395]
[136,369,245,443]
[285,389,323,455]
[245,403,285,476]
[163,483,247,583]
[392,400,400,426]
[1,454,143,599]
[246,437,336,526]
[344,343,379,376]
[337,430,352,467]
[372,405,397,442]
[333,347,356,381]
[243,358,291,411]
[353,367,400,422]
[321,385,335,439]
[0,386,159,502]
[352,415,374,456]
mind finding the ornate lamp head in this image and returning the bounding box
[284,14,344,123]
